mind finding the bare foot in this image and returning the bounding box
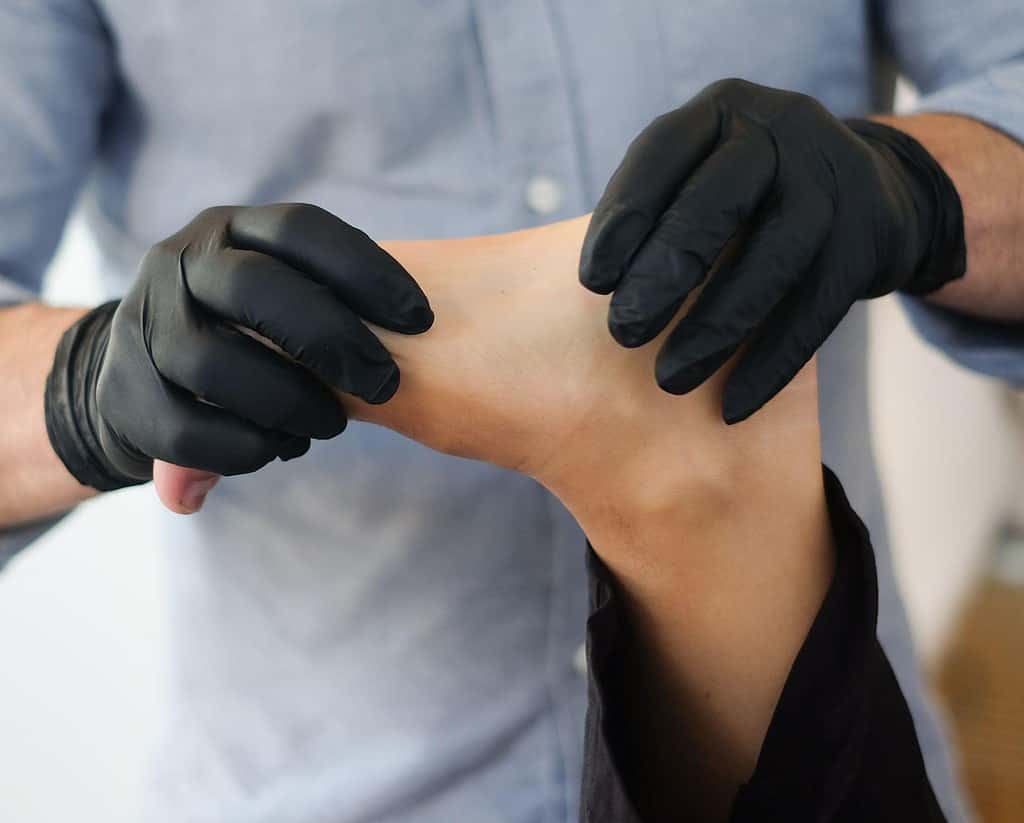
[348,217,822,549]
[153,214,832,818]
[155,213,822,531]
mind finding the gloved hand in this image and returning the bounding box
[580,78,966,423]
[45,203,433,490]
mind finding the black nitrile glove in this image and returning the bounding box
[580,78,966,423]
[45,203,433,490]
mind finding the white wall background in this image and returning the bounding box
[870,298,1022,660]
[871,81,1024,660]
[0,219,170,823]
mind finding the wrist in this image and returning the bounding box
[0,303,99,526]
[44,300,145,492]
[846,117,967,295]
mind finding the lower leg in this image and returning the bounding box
[356,217,833,819]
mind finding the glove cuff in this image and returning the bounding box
[844,118,967,296]
[45,301,147,492]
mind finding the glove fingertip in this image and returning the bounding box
[278,435,312,462]
[365,364,401,405]
[378,250,435,327]
[609,324,646,349]
[580,206,652,293]
[608,313,654,349]
[722,397,758,426]
[579,259,620,295]
[654,356,702,396]
[721,359,768,424]
[400,303,435,334]
[313,405,349,440]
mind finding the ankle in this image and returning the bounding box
[543,360,826,579]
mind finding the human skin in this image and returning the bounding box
[0,303,90,524]
[2,108,1021,528]
[160,215,833,819]
[882,113,1024,320]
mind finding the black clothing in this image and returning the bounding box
[581,467,944,821]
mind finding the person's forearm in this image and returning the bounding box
[0,303,96,527]
[876,112,1024,321]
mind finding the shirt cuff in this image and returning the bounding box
[0,272,39,307]
[0,271,57,570]
[910,59,1024,146]
[900,295,1024,385]
[0,513,65,573]
[899,60,1024,384]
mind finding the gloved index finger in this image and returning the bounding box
[228,203,434,334]
[580,88,723,294]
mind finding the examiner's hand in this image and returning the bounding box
[45,204,433,497]
[580,78,966,423]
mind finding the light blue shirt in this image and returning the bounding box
[2,2,1022,821]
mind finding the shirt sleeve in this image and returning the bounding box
[900,298,1024,385]
[875,0,1024,381]
[0,0,114,562]
[579,468,945,822]
[0,516,67,575]
[0,0,115,305]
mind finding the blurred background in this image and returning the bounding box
[1,97,1023,822]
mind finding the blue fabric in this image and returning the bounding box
[879,0,1024,380]
[2,1,1022,820]
[0,515,64,574]
[902,298,1024,383]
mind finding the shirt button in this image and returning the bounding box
[525,175,564,216]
